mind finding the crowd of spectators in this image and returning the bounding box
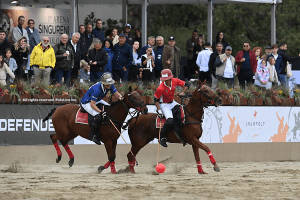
[0,15,300,93]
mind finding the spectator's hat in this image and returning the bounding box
[160,69,173,81]
[119,33,126,37]
[168,36,175,41]
[264,46,272,49]
[124,24,131,29]
[225,46,232,51]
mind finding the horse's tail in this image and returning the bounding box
[43,108,57,122]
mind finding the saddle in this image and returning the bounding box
[75,104,105,126]
[156,105,186,146]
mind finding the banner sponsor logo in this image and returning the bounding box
[0,119,54,132]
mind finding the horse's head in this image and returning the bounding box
[123,86,148,115]
[195,80,222,106]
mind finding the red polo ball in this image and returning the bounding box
[156,163,166,173]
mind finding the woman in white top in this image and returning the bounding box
[0,54,15,85]
[107,28,119,46]
[266,57,278,89]
[140,46,155,81]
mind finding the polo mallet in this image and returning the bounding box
[157,119,162,165]
[106,115,138,166]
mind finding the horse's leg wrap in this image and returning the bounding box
[103,161,110,169]
[128,160,136,173]
[197,161,204,174]
[207,151,216,164]
[54,142,62,156]
[64,144,74,159]
[110,161,117,174]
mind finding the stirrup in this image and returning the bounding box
[160,138,168,147]
[92,135,101,145]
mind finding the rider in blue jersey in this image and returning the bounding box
[81,73,123,145]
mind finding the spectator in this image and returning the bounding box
[80,24,95,60]
[278,43,300,86]
[186,30,198,79]
[140,46,155,81]
[214,46,236,88]
[79,25,85,36]
[254,59,269,89]
[267,44,283,80]
[213,32,229,53]
[140,36,155,57]
[199,34,206,42]
[209,42,223,89]
[68,32,82,82]
[168,36,181,78]
[112,33,133,82]
[153,36,174,79]
[252,46,263,83]
[124,24,134,46]
[0,30,11,55]
[4,49,17,83]
[266,57,278,89]
[192,36,204,79]
[54,34,74,86]
[107,28,119,46]
[11,36,29,79]
[30,36,56,86]
[25,19,41,79]
[103,38,114,73]
[92,19,105,42]
[261,46,272,62]
[79,60,90,84]
[87,39,108,82]
[128,41,141,82]
[134,29,142,46]
[196,42,213,85]
[12,16,29,44]
[235,42,257,89]
[0,54,15,86]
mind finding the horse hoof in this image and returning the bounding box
[199,171,208,174]
[129,169,136,174]
[56,156,61,163]
[98,166,105,173]
[214,165,220,172]
[69,158,74,167]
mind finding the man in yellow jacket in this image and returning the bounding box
[30,36,56,86]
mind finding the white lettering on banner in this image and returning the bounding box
[0,119,54,132]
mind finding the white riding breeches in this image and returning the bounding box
[82,100,110,117]
[160,100,179,119]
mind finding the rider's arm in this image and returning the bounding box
[110,84,123,100]
[90,100,103,113]
[179,80,190,96]
[154,97,161,110]
[113,91,123,100]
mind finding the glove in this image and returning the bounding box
[157,110,164,119]
[101,111,107,120]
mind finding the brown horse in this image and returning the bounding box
[126,80,223,174]
[42,86,148,173]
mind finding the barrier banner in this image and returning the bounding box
[0,105,74,145]
[202,106,300,143]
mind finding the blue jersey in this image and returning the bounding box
[81,82,117,104]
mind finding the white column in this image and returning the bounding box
[207,0,213,45]
[71,0,76,36]
[271,0,276,45]
[142,0,147,47]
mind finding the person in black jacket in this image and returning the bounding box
[212,31,229,53]
[54,34,74,86]
[87,38,108,82]
[209,42,223,89]
[79,24,95,60]
[68,32,82,82]
[278,43,300,86]
[0,30,11,56]
[11,36,29,79]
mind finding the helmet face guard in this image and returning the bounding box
[160,69,173,81]
[101,73,115,85]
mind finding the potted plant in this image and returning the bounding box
[142,89,154,104]
[264,89,281,106]
[294,89,300,106]
[0,84,9,104]
[9,84,20,104]
[277,88,294,106]
[51,84,70,104]
[247,86,263,106]
[216,83,233,106]
[33,84,52,104]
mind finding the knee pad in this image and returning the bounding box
[165,118,174,129]
[109,155,116,163]
[93,114,103,127]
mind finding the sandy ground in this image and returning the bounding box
[0,161,300,200]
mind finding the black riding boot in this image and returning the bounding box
[159,118,174,148]
[89,114,103,145]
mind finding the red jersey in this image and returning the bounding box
[154,78,185,103]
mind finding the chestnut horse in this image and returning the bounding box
[42,86,148,173]
[126,80,223,174]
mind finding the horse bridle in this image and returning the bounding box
[183,85,220,124]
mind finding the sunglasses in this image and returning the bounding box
[243,45,249,47]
